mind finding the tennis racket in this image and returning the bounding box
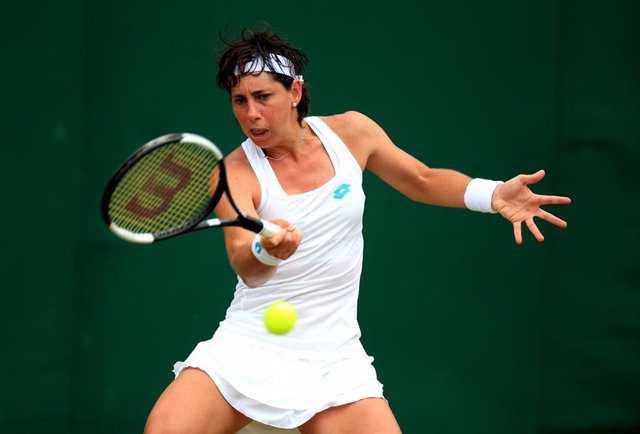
[101,132,281,244]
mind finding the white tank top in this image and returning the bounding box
[216,116,367,358]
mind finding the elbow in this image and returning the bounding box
[407,171,434,204]
[239,271,275,289]
[231,258,275,289]
[242,275,263,288]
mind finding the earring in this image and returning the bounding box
[292,102,298,108]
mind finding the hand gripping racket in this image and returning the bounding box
[101,133,281,244]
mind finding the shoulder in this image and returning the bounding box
[319,111,380,138]
[224,143,252,173]
[316,112,388,168]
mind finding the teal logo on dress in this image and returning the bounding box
[333,183,351,199]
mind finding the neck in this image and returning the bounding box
[263,122,307,161]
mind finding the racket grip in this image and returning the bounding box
[260,220,283,238]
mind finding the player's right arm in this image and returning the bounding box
[214,149,302,288]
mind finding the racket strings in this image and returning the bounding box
[108,142,220,235]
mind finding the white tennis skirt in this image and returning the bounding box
[173,332,384,430]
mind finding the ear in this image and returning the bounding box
[291,79,303,105]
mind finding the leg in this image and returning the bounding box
[298,398,402,434]
[144,367,252,434]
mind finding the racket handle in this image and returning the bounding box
[260,220,283,238]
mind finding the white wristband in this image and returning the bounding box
[251,234,282,266]
[464,178,504,213]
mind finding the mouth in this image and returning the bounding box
[250,128,269,140]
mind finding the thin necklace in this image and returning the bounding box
[263,123,307,161]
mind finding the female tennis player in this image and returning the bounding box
[143,29,571,434]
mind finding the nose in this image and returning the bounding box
[246,100,260,121]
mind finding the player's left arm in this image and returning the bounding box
[333,111,571,243]
[334,111,471,207]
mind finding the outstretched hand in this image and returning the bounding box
[492,170,571,244]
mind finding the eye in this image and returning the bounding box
[232,97,246,105]
[257,93,271,101]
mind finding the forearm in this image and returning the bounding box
[413,167,472,208]
[226,223,301,287]
[228,238,278,288]
[366,141,473,208]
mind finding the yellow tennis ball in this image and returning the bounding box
[263,301,298,335]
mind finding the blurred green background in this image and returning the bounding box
[1,1,638,433]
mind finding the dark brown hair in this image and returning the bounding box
[217,29,310,124]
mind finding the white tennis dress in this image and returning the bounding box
[173,117,384,431]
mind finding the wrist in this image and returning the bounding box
[464,178,504,213]
[251,234,282,266]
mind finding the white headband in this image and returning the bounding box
[234,53,304,83]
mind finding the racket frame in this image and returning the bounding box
[101,133,273,244]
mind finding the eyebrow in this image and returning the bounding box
[232,89,270,99]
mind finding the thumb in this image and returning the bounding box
[261,218,290,246]
[520,169,545,186]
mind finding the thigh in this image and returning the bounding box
[144,367,251,434]
[299,398,402,434]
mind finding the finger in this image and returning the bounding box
[259,218,291,247]
[537,209,568,229]
[538,194,572,206]
[519,169,546,186]
[269,227,302,259]
[292,226,302,244]
[513,221,523,245]
[261,229,287,248]
[526,218,545,242]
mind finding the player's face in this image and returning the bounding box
[230,73,297,147]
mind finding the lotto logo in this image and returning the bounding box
[333,183,351,199]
